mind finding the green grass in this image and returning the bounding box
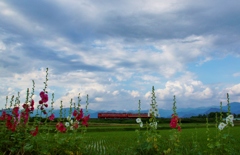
[82,125,240,154]
[1,122,240,154]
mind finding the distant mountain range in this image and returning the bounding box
[2,102,240,118]
[44,102,240,118]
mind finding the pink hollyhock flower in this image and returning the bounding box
[30,126,39,136]
[48,114,55,121]
[39,100,43,104]
[82,115,90,127]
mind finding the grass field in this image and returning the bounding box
[1,121,239,154]
[82,124,240,154]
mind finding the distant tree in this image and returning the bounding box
[207,112,228,118]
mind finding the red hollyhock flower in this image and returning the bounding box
[0,111,6,120]
[178,125,181,131]
[21,112,29,124]
[43,110,47,115]
[6,117,18,132]
[56,122,67,133]
[30,107,34,111]
[73,110,78,117]
[170,114,181,132]
[40,91,45,98]
[39,91,48,103]
[44,104,48,107]
[6,114,12,121]
[76,109,84,121]
[30,126,39,136]
[30,99,34,106]
[82,115,90,127]
[42,95,48,103]
[170,114,179,128]
[40,106,44,110]
[170,119,177,128]
[48,114,55,121]
[12,107,19,117]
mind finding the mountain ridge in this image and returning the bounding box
[48,102,240,118]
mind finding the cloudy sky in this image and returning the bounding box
[0,0,240,112]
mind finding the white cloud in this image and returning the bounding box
[95,97,103,102]
[130,90,140,98]
[0,0,240,112]
[0,41,6,52]
[233,72,240,77]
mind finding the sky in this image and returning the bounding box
[0,0,240,112]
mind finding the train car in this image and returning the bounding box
[98,112,150,119]
[98,113,128,119]
[127,113,149,118]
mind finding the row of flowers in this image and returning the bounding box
[0,91,90,136]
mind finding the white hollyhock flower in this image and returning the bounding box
[150,122,158,129]
[218,122,227,130]
[136,118,142,123]
[226,115,234,126]
[67,116,71,121]
[65,122,70,127]
[226,115,234,121]
[139,122,143,128]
